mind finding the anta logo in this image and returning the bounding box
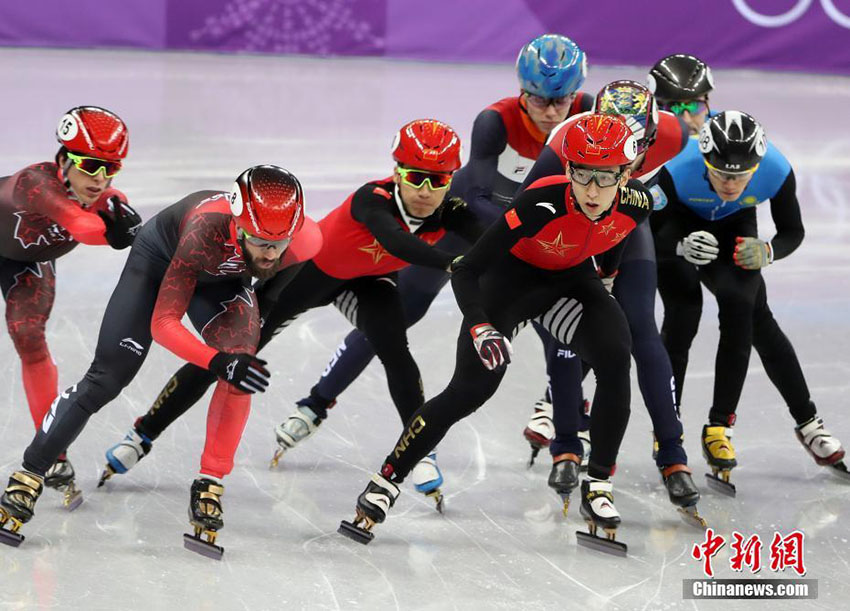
[512,164,528,175]
[619,188,650,209]
[119,337,145,356]
[393,415,426,459]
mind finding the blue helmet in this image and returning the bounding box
[516,34,587,99]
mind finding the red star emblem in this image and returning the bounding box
[598,219,616,236]
[536,232,577,257]
[358,239,389,264]
[612,229,629,242]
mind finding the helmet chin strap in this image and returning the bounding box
[393,185,427,233]
[60,158,83,206]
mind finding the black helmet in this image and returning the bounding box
[648,54,714,102]
[699,111,767,173]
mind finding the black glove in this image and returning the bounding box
[98,196,142,250]
[208,352,270,394]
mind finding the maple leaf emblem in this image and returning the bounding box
[536,232,577,257]
[13,211,70,249]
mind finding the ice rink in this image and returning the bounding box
[1,48,849,610]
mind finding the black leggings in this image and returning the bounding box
[135,261,424,440]
[21,243,256,475]
[381,257,632,483]
[656,206,814,425]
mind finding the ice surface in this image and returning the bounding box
[1,48,849,610]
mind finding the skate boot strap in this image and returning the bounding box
[371,473,400,499]
[704,425,733,439]
[552,453,581,465]
[10,471,44,492]
[661,464,692,477]
[585,479,613,494]
[796,416,829,441]
[200,484,224,498]
[532,399,553,416]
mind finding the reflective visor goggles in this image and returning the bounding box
[569,165,624,188]
[658,99,709,116]
[704,160,759,182]
[397,167,453,190]
[66,151,122,178]
[239,228,291,250]
[524,92,575,110]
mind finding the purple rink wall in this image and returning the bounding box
[2,0,850,74]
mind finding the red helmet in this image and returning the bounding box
[56,106,129,161]
[230,165,305,241]
[562,114,638,166]
[391,119,461,172]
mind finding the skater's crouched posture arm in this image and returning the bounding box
[0,165,318,554]
[339,114,649,554]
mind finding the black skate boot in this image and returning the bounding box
[523,399,554,467]
[270,395,335,468]
[339,473,400,545]
[183,478,225,560]
[661,464,707,529]
[548,453,580,516]
[0,471,44,547]
[702,424,737,497]
[45,457,83,511]
[576,478,627,557]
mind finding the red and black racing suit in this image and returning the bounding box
[378,176,652,484]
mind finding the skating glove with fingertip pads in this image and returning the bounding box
[208,352,270,394]
[733,236,772,270]
[676,230,719,265]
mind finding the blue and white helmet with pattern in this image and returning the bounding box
[516,34,587,99]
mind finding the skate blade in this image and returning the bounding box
[575,530,628,557]
[828,461,850,482]
[183,532,224,560]
[425,489,444,514]
[677,506,708,530]
[553,492,572,517]
[0,511,25,547]
[269,448,285,470]
[63,488,84,512]
[338,519,374,545]
[705,472,736,497]
[97,466,115,488]
[526,446,541,469]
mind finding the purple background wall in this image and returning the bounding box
[2,0,850,73]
